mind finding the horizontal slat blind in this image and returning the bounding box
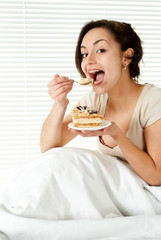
[0,0,161,186]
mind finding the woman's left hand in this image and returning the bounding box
[69,121,122,140]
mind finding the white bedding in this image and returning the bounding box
[0,208,161,240]
[0,147,161,239]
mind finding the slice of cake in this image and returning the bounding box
[79,77,93,85]
[71,106,103,128]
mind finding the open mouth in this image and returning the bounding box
[88,70,104,85]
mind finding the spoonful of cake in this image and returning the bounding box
[74,76,93,85]
[79,76,93,85]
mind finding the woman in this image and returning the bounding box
[41,19,161,186]
[1,20,160,221]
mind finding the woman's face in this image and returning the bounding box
[80,27,124,94]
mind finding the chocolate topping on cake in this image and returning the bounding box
[76,106,98,114]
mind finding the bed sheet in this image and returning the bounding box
[0,208,161,240]
[0,147,161,239]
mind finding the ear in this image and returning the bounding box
[122,48,134,67]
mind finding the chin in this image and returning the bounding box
[93,87,106,95]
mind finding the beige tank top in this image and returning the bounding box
[79,83,161,162]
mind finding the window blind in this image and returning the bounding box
[0,0,161,186]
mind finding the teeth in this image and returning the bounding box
[88,70,100,74]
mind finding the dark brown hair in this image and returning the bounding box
[75,19,143,81]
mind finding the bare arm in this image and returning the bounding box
[69,119,161,186]
[113,119,161,185]
[40,74,78,153]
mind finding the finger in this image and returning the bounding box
[48,85,73,100]
[81,129,104,137]
[54,73,60,79]
[53,81,74,92]
[48,75,70,88]
[48,79,73,94]
[54,75,74,84]
[48,79,74,92]
[52,83,73,97]
[69,129,87,137]
[48,74,59,87]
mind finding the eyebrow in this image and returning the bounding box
[81,39,110,49]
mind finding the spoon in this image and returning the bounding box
[74,77,94,85]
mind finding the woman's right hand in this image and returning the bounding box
[48,74,74,106]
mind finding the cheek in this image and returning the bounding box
[107,67,122,81]
[105,56,122,75]
[81,62,85,73]
[104,61,122,85]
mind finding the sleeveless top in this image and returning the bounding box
[79,83,161,162]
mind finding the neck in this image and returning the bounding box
[107,78,141,111]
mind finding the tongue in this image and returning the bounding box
[95,72,104,82]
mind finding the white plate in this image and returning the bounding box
[68,120,111,131]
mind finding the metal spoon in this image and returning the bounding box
[74,77,93,85]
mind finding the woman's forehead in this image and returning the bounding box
[81,28,116,48]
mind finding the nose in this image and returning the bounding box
[81,51,96,75]
[85,52,96,65]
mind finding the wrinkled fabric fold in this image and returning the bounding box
[0,147,161,220]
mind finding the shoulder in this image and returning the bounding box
[143,83,161,98]
[140,83,161,127]
[141,83,161,106]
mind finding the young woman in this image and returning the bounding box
[41,19,161,186]
[1,20,161,221]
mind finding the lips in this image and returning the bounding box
[88,70,104,85]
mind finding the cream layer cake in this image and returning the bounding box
[71,106,103,128]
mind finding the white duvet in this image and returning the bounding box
[0,147,161,239]
[0,147,161,219]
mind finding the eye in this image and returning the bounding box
[81,53,88,58]
[97,49,106,53]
